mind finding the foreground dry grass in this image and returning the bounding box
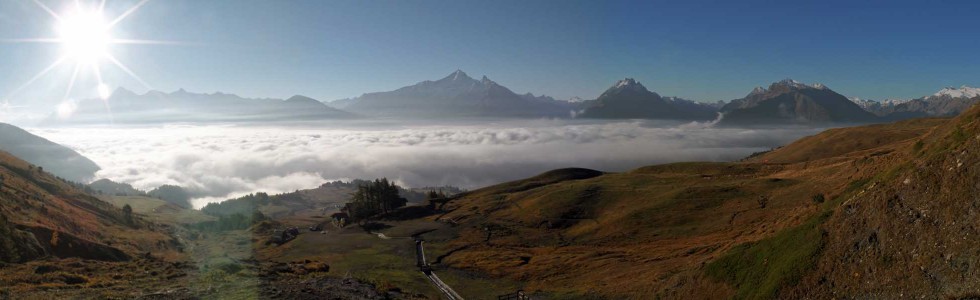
[421,116,946,299]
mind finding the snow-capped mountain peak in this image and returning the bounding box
[440,69,475,82]
[614,78,640,88]
[773,78,828,90]
[609,78,650,93]
[933,85,980,98]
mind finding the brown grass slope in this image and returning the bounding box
[425,115,948,298]
[785,105,980,298]
[0,149,180,263]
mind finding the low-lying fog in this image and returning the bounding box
[30,119,824,208]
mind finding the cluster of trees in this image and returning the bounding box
[200,191,304,217]
[343,178,407,223]
[425,190,449,200]
[320,179,463,203]
[147,185,192,208]
[190,211,267,232]
[201,192,272,216]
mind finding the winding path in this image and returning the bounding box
[416,239,464,300]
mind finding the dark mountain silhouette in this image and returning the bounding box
[719,79,877,126]
[0,123,99,182]
[577,78,717,120]
[339,70,576,118]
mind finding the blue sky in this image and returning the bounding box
[1,0,979,114]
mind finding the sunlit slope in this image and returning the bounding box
[0,149,179,263]
[748,117,945,164]
[426,115,947,298]
[783,104,980,298]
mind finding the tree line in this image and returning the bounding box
[343,178,408,223]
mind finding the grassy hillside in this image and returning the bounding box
[0,149,198,298]
[0,150,181,263]
[782,105,980,298]
[406,113,957,298]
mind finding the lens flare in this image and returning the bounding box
[98,83,111,99]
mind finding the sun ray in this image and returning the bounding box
[110,38,183,45]
[92,63,102,83]
[108,0,151,28]
[92,63,115,123]
[0,38,62,43]
[4,0,170,114]
[63,63,82,101]
[106,54,152,90]
[30,0,63,22]
[2,55,69,100]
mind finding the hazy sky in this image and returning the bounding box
[2,0,979,113]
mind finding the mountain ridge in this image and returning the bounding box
[42,88,356,125]
[339,70,577,118]
[576,78,717,120]
[0,123,100,182]
[719,79,878,125]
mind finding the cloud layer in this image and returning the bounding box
[29,120,823,208]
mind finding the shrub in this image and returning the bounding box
[811,194,825,204]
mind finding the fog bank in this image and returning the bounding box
[30,120,823,208]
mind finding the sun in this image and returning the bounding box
[58,8,112,64]
[0,0,166,116]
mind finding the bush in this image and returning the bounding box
[811,194,825,204]
[912,140,924,152]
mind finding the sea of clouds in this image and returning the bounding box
[29,119,824,208]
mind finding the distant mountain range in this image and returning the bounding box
[43,88,355,125]
[335,70,576,118]
[36,70,980,126]
[718,79,878,126]
[851,86,980,121]
[330,72,980,125]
